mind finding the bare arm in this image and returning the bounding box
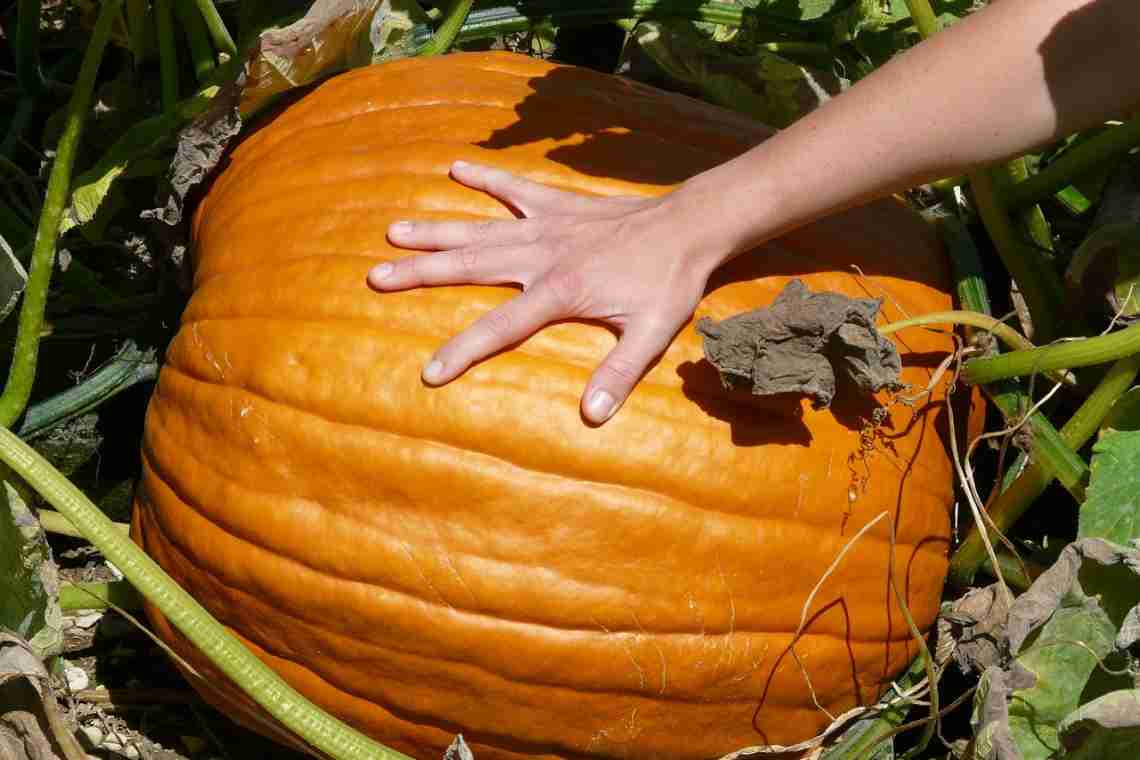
[371,0,1140,424]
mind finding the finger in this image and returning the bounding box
[387,217,537,251]
[368,245,532,291]
[581,321,675,425]
[422,289,562,385]
[450,160,604,217]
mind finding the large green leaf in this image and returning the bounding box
[1058,689,1140,760]
[0,475,62,658]
[1006,600,1117,760]
[1079,428,1140,545]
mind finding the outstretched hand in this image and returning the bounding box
[368,161,722,424]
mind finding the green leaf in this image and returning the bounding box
[1065,157,1140,320]
[1006,599,1117,760]
[62,87,217,235]
[744,0,858,22]
[1058,689,1140,760]
[624,19,845,127]
[0,473,62,658]
[1102,386,1140,431]
[1079,428,1140,545]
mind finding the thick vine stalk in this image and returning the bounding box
[193,0,237,58]
[175,0,216,81]
[416,0,475,55]
[156,0,180,113]
[15,0,46,95]
[949,353,1140,585]
[0,0,122,428]
[0,427,411,760]
[962,321,1140,385]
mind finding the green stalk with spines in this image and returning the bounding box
[1006,115,1140,211]
[175,0,217,81]
[59,579,144,611]
[156,0,180,114]
[949,353,1140,586]
[962,321,1140,385]
[193,0,237,59]
[417,0,475,55]
[0,427,411,760]
[0,0,122,428]
[970,168,1064,344]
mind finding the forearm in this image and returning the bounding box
[674,0,1140,263]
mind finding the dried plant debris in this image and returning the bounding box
[946,583,1014,676]
[0,633,86,760]
[970,538,1140,760]
[696,279,901,408]
[444,735,475,760]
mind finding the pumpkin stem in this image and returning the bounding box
[0,426,414,760]
[0,0,121,429]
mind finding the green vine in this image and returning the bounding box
[416,0,475,55]
[0,0,121,428]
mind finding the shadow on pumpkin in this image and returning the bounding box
[475,66,951,293]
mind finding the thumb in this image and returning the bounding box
[582,322,674,425]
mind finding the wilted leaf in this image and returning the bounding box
[696,278,901,408]
[1079,428,1140,545]
[444,735,475,760]
[970,539,1140,760]
[1065,157,1140,320]
[623,19,845,127]
[370,0,432,62]
[0,633,84,760]
[241,0,394,115]
[0,233,28,324]
[0,475,62,658]
[1058,689,1140,760]
[948,583,1013,675]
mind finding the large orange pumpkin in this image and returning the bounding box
[134,51,966,760]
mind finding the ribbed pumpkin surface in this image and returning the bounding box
[135,51,964,760]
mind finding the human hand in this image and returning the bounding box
[367,160,725,424]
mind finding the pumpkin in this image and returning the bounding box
[134,51,969,760]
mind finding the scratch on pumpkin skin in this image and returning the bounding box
[400,542,452,610]
[594,617,647,691]
[441,552,479,608]
[191,323,228,381]
[631,609,668,696]
[711,560,738,682]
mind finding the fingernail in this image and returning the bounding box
[389,221,413,236]
[451,160,469,171]
[586,389,615,422]
[371,262,394,280]
[422,359,445,384]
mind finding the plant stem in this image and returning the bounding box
[0,427,412,760]
[193,0,237,59]
[949,353,1139,586]
[38,508,130,539]
[970,167,1063,343]
[175,0,216,81]
[18,342,157,439]
[963,321,1140,385]
[416,0,475,55]
[0,0,121,429]
[15,0,46,95]
[0,98,36,158]
[126,0,149,64]
[156,0,179,114]
[902,0,940,38]
[1006,115,1140,211]
[59,580,144,611]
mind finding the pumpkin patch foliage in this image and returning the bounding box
[0,2,1139,760]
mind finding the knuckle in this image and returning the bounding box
[483,310,514,339]
[458,248,479,274]
[471,220,496,242]
[545,270,585,312]
[600,355,641,384]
